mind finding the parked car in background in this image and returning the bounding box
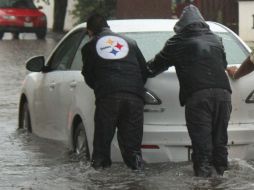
[18,19,254,163]
[0,0,47,39]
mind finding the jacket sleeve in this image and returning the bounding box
[135,44,148,84]
[147,40,173,77]
[218,37,228,69]
[81,44,95,89]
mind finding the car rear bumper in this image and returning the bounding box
[0,26,46,33]
[112,123,254,163]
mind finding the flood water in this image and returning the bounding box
[1,33,254,190]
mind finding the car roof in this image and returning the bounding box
[72,19,228,33]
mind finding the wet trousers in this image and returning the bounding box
[92,92,144,170]
[185,88,232,177]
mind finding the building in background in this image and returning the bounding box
[35,0,253,43]
[116,0,172,18]
[117,0,239,34]
[238,0,254,43]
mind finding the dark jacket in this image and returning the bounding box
[82,28,147,100]
[147,5,231,106]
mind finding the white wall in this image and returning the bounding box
[239,1,254,42]
[35,0,77,31]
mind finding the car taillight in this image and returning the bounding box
[246,90,254,103]
[40,15,46,21]
[144,90,161,105]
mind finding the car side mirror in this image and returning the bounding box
[26,56,45,72]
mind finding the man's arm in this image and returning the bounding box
[135,44,148,84]
[81,44,95,89]
[227,53,254,80]
[147,42,173,77]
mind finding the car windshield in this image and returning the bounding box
[124,31,248,65]
[0,0,36,9]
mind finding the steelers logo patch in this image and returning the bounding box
[96,36,129,60]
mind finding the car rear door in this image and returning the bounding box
[33,30,85,141]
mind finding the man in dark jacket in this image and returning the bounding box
[81,13,147,170]
[147,5,232,177]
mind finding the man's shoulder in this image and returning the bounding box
[81,39,94,53]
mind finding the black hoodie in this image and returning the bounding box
[148,5,231,106]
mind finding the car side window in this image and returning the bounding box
[48,30,85,71]
[70,35,90,70]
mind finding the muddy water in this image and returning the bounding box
[1,33,254,190]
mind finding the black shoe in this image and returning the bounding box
[91,159,112,169]
[215,166,228,176]
[129,154,144,171]
[194,164,213,177]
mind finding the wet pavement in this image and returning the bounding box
[1,33,254,190]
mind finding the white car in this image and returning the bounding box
[18,19,254,163]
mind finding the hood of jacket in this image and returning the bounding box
[174,4,209,34]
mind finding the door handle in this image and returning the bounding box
[144,108,165,113]
[70,81,77,88]
[49,82,56,90]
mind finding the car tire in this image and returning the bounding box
[73,122,90,161]
[36,29,46,39]
[18,101,32,132]
[13,32,19,39]
[0,32,4,39]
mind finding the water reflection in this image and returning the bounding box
[1,33,254,190]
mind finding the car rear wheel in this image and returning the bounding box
[19,101,32,132]
[36,29,46,39]
[73,122,90,161]
[0,32,4,39]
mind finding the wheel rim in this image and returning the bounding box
[74,123,90,160]
[75,129,87,154]
[20,102,31,132]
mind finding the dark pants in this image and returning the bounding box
[185,88,232,177]
[92,92,144,170]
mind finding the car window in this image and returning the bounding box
[48,31,85,71]
[0,0,36,8]
[67,31,248,71]
[70,35,90,70]
[124,32,173,61]
[124,32,248,65]
[217,33,248,65]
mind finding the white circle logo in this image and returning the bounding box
[96,36,129,60]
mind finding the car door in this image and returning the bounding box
[68,35,96,147]
[33,29,86,141]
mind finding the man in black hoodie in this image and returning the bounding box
[147,5,232,177]
[81,13,147,170]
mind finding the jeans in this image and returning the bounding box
[92,92,144,170]
[185,88,232,177]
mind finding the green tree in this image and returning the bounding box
[72,0,117,25]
